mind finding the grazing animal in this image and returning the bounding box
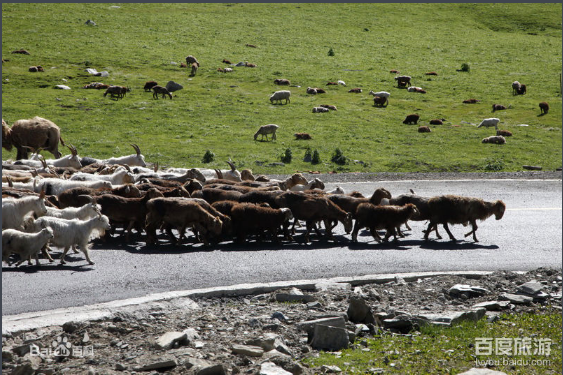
[517,84,526,95]
[320,104,337,111]
[45,202,101,221]
[482,135,506,144]
[190,62,199,76]
[492,104,507,112]
[254,124,279,141]
[539,102,549,114]
[144,81,158,92]
[294,133,312,140]
[348,88,362,93]
[496,130,512,137]
[306,87,318,95]
[230,203,294,243]
[337,80,346,86]
[83,82,109,89]
[269,90,291,104]
[2,227,54,267]
[103,85,128,99]
[186,55,200,67]
[312,107,329,113]
[2,191,47,230]
[403,114,420,125]
[512,81,521,95]
[418,126,431,133]
[395,75,412,87]
[12,49,30,55]
[425,72,438,76]
[352,203,419,243]
[423,195,506,242]
[407,86,426,93]
[429,119,444,125]
[152,85,172,99]
[274,79,291,85]
[389,69,400,74]
[373,96,388,107]
[2,116,65,160]
[245,62,257,67]
[289,177,325,192]
[463,98,480,104]
[28,66,44,72]
[477,118,500,130]
[245,44,257,48]
[326,82,338,85]
[223,59,232,64]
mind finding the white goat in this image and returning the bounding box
[289,177,326,192]
[337,80,346,86]
[369,91,390,99]
[86,144,147,167]
[269,90,291,105]
[2,191,47,230]
[254,124,279,141]
[327,186,345,195]
[2,227,54,266]
[26,214,111,265]
[69,166,135,185]
[214,161,243,182]
[29,145,82,169]
[45,202,101,220]
[477,118,500,131]
[35,178,112,196]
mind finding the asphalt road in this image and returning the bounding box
[2,178,561,316]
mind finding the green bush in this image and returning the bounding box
[202,150,215,163]
[331,148,348,165]
[281,148,292,164]
[311,150,321,164]
[328,48,335,56]
[460,62,470,72]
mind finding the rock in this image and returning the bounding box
[184,358,226,375]
[155,331,187,350]
[307,301,322,309]
[315,282,351,292]
[12,344,31,357]
[458,369,507,375]
[2,350,13,362]
[262,349,291,360]
[321,365,342,373]
[11,363,36,375]
[115,363,127,371]
[472,301,504,311]
[448,284,490,298]
[275,288,316,303]
[166,81,183,92]
[271,312,288,322]
[246,334,276,352]
[499,293,533,305]
[395,276,407,286]
[260,362,292,375]
[54,85,71,90]
[310,324,349,351]
[516,281,544,296]
[133,359,178,372]
[62,321,82,334]
[231,344,264,357]
[347,297,377,325]
[297,316,346,336]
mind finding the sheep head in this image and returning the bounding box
[342,212,353,234]
[493,200,506,220]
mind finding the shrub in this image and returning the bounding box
[311,149,321,164]
[460,62,470,72]
[328,48,335,57]
[202,150,215,163]
[331,148,348,165]
[304,148,312,162]
[281,148,292,164]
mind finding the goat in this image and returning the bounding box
[418,126,431,133]
[230,203,294,243]
[407,86,426,93]
[26,214,111,265]
[289,178,325,192]
[429,119,444,125]
[152,85,172,99]
[2,228,54,267]
[395,75,412,87]
[36,178,112,197]
[328,188,391,226]
[186,55,200,66]
[423,195,506,242]
[2,116,65,160]
[348,88,362,93]
[190,187,242,204]
[477,118,500,131]
[492,104,507,112]
[238,190,285,208]
[373,96,388,107]
[352,203,419,243]
[496,130,512,137]
[312,107,329,113]
[2,190,47,230]
[58,184,141,208]
[320,104,337,111]
[45,202,101,221]
[254,124,279,141]
[103,85,128,99]
[190,62,199,76]
[102,144,147,167]
[512,81,521,95]
[70,166,135,185]
[144,81,158,92]
[539,102,549,114]
[269,90,291,104]
[482,135,506,145]
[274,79,291,85]
[403,114,420,125]
[294,133,312,140]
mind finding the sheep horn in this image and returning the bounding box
[66,144,77,156]
[215,169,224,179]
[39,156,47,169]
[131,144,141,156]
[31,169,38,177]
[6,175,13,187]
[227,160,236,171]
[122,164,131,172]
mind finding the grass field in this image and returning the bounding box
[2,3,562,174]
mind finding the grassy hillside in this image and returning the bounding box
[2,3,562,174]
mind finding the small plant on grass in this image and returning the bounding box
[311,150,321,164]
[460,62,470,72]
[303,147,312,162]
[281,148,292,164]
[202,150,215,163]
[331,148,348,165]
[328,48,335,56]
[484,158,504,171]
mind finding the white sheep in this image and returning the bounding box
[512,81,521,95]
[368,90,390,99]
[289,178,325,192]
[477,118,500,131]
[26,214,111,265]
[269,90,291,105]
[45,202,101,220]
[2,191,47,230]
[482,135,506,145]
[69,166,135,185]
[254,124,279,141]
[337,80,346,86]
[312,107,329,113]
[2,227,54,266]
[35,178,112,196]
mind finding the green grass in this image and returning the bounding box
[2,3,562,174]
[305,310,562,374]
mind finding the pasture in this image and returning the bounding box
[2,3,562,174]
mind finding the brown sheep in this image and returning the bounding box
[373,96,387,107]
[348,88,362,93]
[418,126,431,133]
[496,130,512,137]
[190,62,199,76]
[314,88,326,94]
[463,98,480,104]
[429,119,444,125]
[352,203,419,243]
[152,85,172,99]
[83,82,109,89]
[423,195,506,242]
[512,81,521,95]
[306,87,318,95]
[12,49,30,55]
[245,62,257,67]
[395,75,412,87]
[492,104,507,112]
[320,104,337,111]
[539,102,549,114]
[144,81,158,92]
[425,71,438,76]
[274,79,291,85]
[328,188,392,221]
[103,85,127,99]
[223,59,232,64]
[245,44,257,48]
[482,136,506,145]
[403,114,420,125]
[186,55,199,67]
[28,66,44,72]
[517,84,526,95]
[58,185,142,209]
[389,69,400,74]
[230,203,294,243]
[326,82,338,85]
[180,62,188,68]
[294,133,312,140]
[190,187,243,204]
[3,116,65,160]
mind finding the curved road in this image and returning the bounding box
[2,178,561,316]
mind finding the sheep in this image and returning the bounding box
[28,65,44,72]
[245,62,257,68]
[145,198,223,246]
[152,85,172,99]
[512,81,521,95]
[482,135,506,145]
[26,214,111,264]
[425,71,438,76]
[463,99,480,104]
[190,187,242,204]
[12,49,30,55]
[144,81,158,92]
[385,192,437,237]
[348,88,362,93]
[245,44,257,48]
[254,124,279,141]
[294,133,312,140]
[45,202,101,221]
[69,166,135,185]
[312,107,329,113]
[492,104,507,112]
[496,130,512,137]
[230,203,294,243]
[190,62,199,76]
[352,203,419,243]
[389,69,400,74]
[423,195,506,242]
[2,190,47,230]
[269,90,291,104]
[407,86,426,93]
[373,96,388,107]
[326,82,338,86]
[369,91,390,99]
[82,82,110,89]
[327,187,392,221]
[222,59,232,64]
[103,85,128,99]
[337,80,346,86]
[290,178,325,192]
[2,116,66,160]
[539,102,549,114]
[395,75,412,87]
[274,79,291,85]
[306,87,318,95]
[223,67,233,73]
[238,190,285,208]
[477,118,500,131]
[403,114,420,125]
[320,104,337,111]
[186,55,199,66]
[2,227,54,267]
[418,126,431,133]
[517,84,526,95]
[36,178,112,197]
[429,119,444,125]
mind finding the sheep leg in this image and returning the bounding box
[322,219,334,240]
[42,244,55,262]
[423,222,434,241]
[464,220,479,242]
[351,221,363,243]
[384,227,398,242]
[443,223,457,241]
[80,244,95,265]
[369,227,383,243]
[60,247,71,265]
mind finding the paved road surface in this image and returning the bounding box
[2,178,561,316]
